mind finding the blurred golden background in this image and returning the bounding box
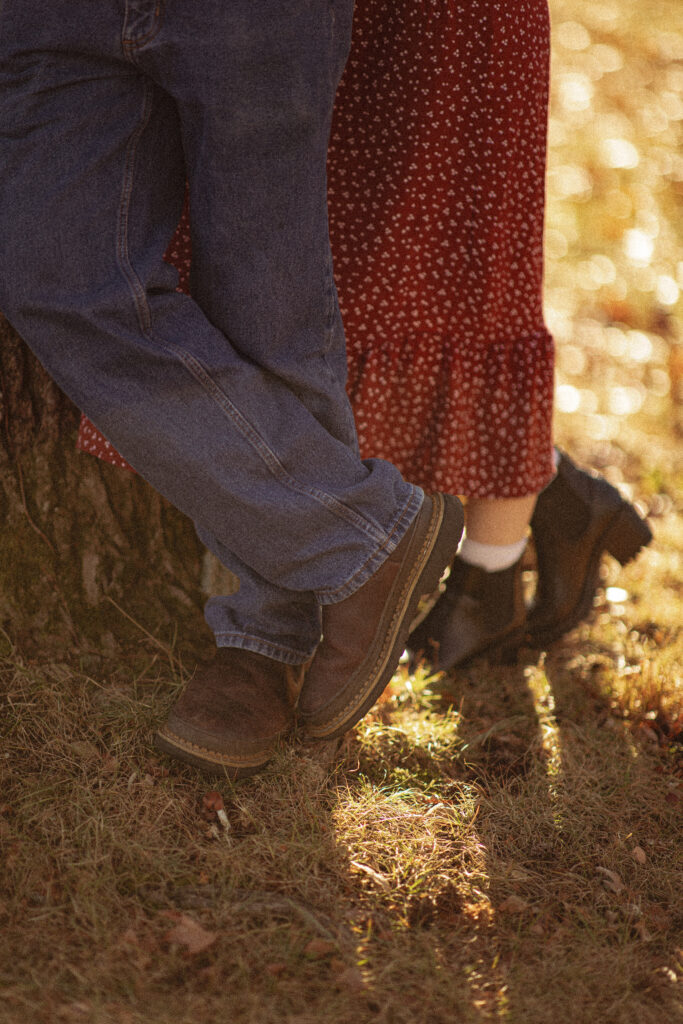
[546,0,682,511]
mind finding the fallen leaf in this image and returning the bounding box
[499,895,529,914]
[303,938,336,959]
[596,867,624,894]
[631,845,647,865]
[201,790,225,822]
[265,962,287,976]
[162,912,218,955]
[202,791,224,812]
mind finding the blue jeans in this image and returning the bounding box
[0,0,423,663]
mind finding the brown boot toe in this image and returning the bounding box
[155,648,297,777]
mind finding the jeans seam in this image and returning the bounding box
[152,332,391,545]
[322,240,335,358]
[214,632,315,665]
[315,486,423,603]
[122,1,165,54]
[116,79,154,334]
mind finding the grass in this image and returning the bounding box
[1,1,682,1022]
[1,616,681,1023]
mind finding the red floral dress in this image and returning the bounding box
[78,0,555,499]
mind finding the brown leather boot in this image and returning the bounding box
[155,648,300,776]
[527,451,653,646]
[298,492,464,740]
[407,554,527,670]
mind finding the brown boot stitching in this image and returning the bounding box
[157,727,280,766]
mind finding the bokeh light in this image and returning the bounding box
[545,0,682,470]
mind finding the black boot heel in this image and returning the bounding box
[527,450,653,647]
[603,502,653,566]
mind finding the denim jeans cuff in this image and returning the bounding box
[214,633,316,665]
[315,484,424,606]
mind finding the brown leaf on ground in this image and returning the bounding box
[596,867,624,894]
[265,962,287,976]
[201,790,225,822]
[202,790,224,812]
[499,895,529,914]
[303,938,337,959]
[161,911,218,955]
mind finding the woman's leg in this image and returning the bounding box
[463,496,538,548]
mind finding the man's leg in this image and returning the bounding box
[143,0,359,664]
[0,0,419,628]
[0,0,462,771]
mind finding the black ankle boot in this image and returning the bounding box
[407,554,527,671]
[527,450,652,646]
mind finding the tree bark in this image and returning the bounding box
[0,314,213,660]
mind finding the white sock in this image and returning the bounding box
[458,535,528,573]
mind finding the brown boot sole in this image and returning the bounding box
[302,492,464,741]
[154,725,288,778]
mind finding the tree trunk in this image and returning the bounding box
[0,314,215,661]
